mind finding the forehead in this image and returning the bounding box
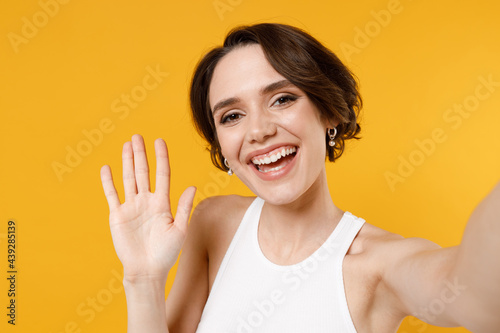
[209,44,286,109]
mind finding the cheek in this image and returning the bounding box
[216,130,240,159]
[285,110,326,145]
[296,119,327,162]
[307,130,327,162]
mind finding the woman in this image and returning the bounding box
[100,23,500,332]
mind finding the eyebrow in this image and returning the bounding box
[211,79,295,115]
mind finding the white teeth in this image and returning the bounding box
[260,164,285,173]
[251,147,297,166]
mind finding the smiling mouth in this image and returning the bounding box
[251,146,297,173]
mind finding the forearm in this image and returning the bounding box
[451,181,500,329]
[124,278,169,333]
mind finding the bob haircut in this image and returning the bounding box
[190,23,362,172]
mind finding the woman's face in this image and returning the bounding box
[209,44,331,205]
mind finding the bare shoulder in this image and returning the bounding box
[191,194,255,226]
[343,220,446,329]
[191,195,255,242]
[350,221,441,260]
[346,221,443,287]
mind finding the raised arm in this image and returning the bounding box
[450,181,500,330]
[380,181,500,331]
[100,134,196,333]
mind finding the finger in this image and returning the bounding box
[174,186,197,234]
[100,165,121,211]
[122,141,137,201]
[131,134,150,193]
[154,138,170,204]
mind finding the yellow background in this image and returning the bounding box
[1,0,499,332]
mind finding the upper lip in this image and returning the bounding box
[245,143,298,164]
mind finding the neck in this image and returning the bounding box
[260,168,344,249]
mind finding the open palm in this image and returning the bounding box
[100,134,196,282]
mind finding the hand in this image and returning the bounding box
[100,134,196,283]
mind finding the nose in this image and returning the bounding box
[247,109,277,143]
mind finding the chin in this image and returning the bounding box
[247,182,308,206]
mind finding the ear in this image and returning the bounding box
[323,116,339,130]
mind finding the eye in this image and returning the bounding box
[272,94,297,107]
[220,112,242,124]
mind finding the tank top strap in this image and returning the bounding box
[331,211,365,257]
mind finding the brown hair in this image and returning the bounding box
[190,23,362,172]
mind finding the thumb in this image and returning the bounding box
[174,186,197,233]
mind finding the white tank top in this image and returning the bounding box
[196,197,365,333]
